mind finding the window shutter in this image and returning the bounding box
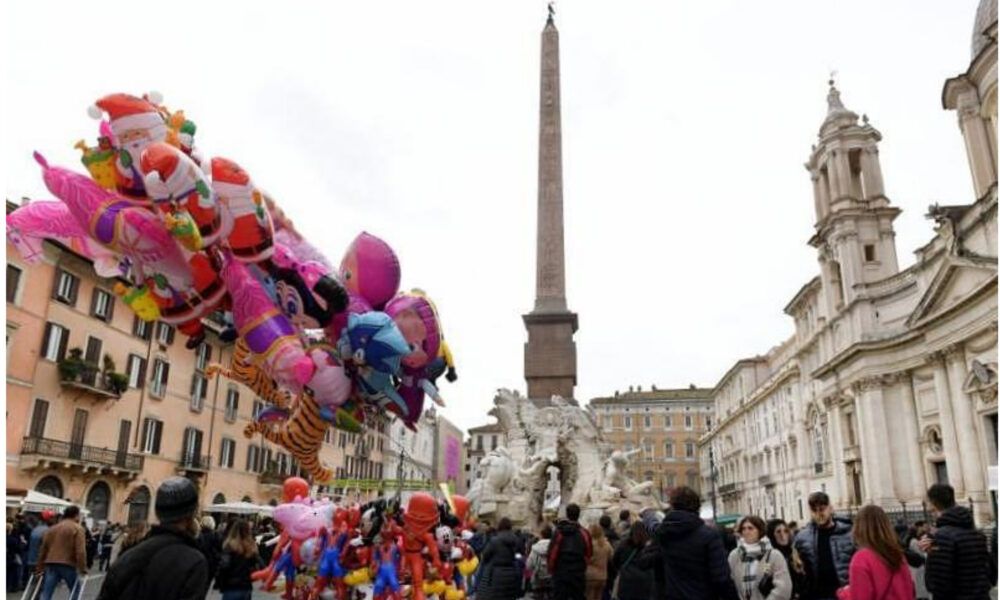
[153,421,162,454]
[137,358,147,389]
[166,325,175,345]
[51,273,61,300]
[57,327,69,362]
[69,275,79,305]
[41,323,53,358]
[105,292,115,322]
[161,362,170,388]
[89,290,99,317]
[141,419,150,451]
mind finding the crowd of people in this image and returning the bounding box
[5,480,996,600]
[474,484,997,600]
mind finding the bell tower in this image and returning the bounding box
[806,80,901,316]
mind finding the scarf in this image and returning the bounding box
[738,537,772,600]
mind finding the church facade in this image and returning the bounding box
[700,0,998,525]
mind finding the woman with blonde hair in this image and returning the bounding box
[585,523,613,600]
[110,521,149,564]
[839,505,915,600]
[214,519,260,600]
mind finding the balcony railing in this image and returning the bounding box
[259,469,286,485]
[21,436,143,471]
[178,451,211,472]
[58,370,123,399]
[719,482,740,495]
[758,474,774,486]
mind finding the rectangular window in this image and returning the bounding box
[225,388,239,422]
[141,418,163,454]
[133,317,152,340]
[643,415,651,429]
[685,415,693,430]
[706,416,713,429]
[864,244,876,262]
[52,270,79,306]
[7,265,22,304]
[195,343,211,371]
[665,441,674,459]
[220,438,236,468]
[190,373,207,411]
[29,399,49,438]
[253,399,265,419]
[90,289,114,322]
[84,337,103,364]
[490,435,498,450]
[685,442,695,458]
[665,415,672,428]
[126,354,147,389]
[41,322,69,362]
[246,445,260,472]
[624,416,632,430]
[150,359,170,398]
[156,322,174,346]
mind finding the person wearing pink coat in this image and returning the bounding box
[837,506,915,600]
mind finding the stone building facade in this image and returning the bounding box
[464,422,505,492]
[385,406,467,501]
[6,208,388,523]
[590,387,713,499]
[700,1,998,526]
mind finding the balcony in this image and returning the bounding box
[177,451,211,475]
[57,353,127,401]
[719,482,741,495]
[758,474,775,487]
[258,468,286,486]
[20,437,143,479]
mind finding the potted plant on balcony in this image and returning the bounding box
[58,348,85,382]
[102,355,129,396]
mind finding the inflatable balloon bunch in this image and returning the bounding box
[7,92,458,485]
[253,480,477,600]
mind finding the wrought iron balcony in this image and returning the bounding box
[21,436,143,473]
[719,482,740,495]
[258,468,286,486]
[58,369,124,400]
[178,451,211,473]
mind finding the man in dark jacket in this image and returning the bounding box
[599,515,620,546]
[548,503,592,600]
[793,491,854,600]
[96,477,209,600]
[655,486,738,600]
[921,483,992,600]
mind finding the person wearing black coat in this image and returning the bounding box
[922,484,992,600]
[608,522,659,600]
[548,504,593,600]
[214,520,261,600]
[197,516,222,584]
[654,487,739,600]
[96,477,209,600]
[478,518,523,600]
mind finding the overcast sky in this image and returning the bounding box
[3,1,983,433]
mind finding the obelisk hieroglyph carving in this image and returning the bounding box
[523,6,578,406]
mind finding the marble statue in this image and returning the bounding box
[468,389,662,527]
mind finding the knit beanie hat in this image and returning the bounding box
[155,477,199,524]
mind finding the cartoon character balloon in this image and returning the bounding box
[339,232,400,310]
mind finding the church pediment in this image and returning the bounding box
[906,255,997,327]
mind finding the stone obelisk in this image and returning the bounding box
[523,6,578,406]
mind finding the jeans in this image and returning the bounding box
[41,564,81,600]
[221,591,253,600]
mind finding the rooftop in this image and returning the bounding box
[590,386,713,405]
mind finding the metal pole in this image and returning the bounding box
[709,446,718,522]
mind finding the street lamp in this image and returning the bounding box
[709,445,718,523]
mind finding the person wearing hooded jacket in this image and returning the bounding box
[655,486,740,600]
[96,477,209,600]
[548,503,593,600]
[920,483,992,600]
[478,517,523,600]
[728,515,792,600]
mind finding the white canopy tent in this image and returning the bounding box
[206,501,273,516]
[18,490,90,516]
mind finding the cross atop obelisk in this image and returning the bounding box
[523,5,578,406]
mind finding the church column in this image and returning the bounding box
[944,344,988,518]
[830,149,851,204]
[811,173,826,221]
[860,147,885,200]
[928,351,966,495]
[957,101,998,198]
[898,371,927,499]
[827,398,848,505]
[854,378,896,505]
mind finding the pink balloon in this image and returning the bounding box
[324,293,372,342]
[339,232,401,310]
[7,200,123,277]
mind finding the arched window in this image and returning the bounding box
[85,481,111,521]
[35,476,64,499]
[127,486,151,525]
[241,495,252,503]
[212,493,226,505]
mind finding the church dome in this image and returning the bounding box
[972,0,997,58]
